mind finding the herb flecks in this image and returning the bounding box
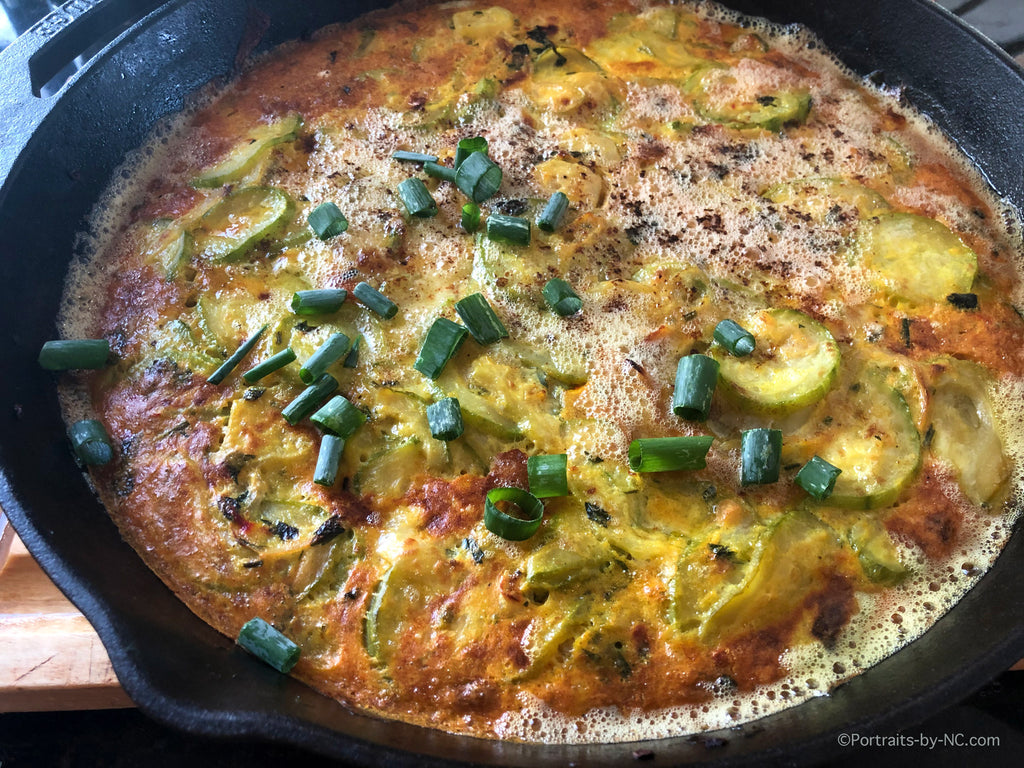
[585,502,611,527]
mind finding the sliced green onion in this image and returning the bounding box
[461,202,481,232]
[672,354,720,421]
[208,324,268,385]
[542,278,583,316]
[455,136,488,168]
[414,318,468,380]
[537,191,570,232]
[628,436,713,473]
[39,339,110,370]
[486,213,530,246]
[69,419,113,466]
[353,282,398,319]
[714,319,756,357]
[426,397,464,441]
[527,454,569,498]
[307,202,349,240]
[455,292,508,345]
[282,373,339,425]
[484,486,544,541]
[299,333,351,384]
[243,347,296,383]
[392,150,438,163]
[424,161,457,182]
[314,434,346,487]
[344,335,361,368]
[291,288,347,315]
[740,428,783,486]
[455,151,502,203]
[795,455,842,500]
[236,617,300,673]
[398,177,437,218]
[311,395,367,438]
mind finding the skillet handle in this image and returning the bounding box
[0,0,168,185]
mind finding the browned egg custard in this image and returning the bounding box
[57,0,1024,742]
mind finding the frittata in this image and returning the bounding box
[50,0,1024,742]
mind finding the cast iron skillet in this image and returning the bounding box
[1,0,1023,764]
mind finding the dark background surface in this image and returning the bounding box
[0,671,1022,766]
[1,0,1023,765]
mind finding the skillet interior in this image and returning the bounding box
[0,0,1022,764]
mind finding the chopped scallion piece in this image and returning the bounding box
[740,428,783,486]
[527,454,569,498]
[353,282,398,319]
[291,288,347,315]
[486,213,530,246]
[343,335,361,368]
[455,136,488,169]
[426,397,464,441]
[795,455,842,499]
[208,324,268,385]
[307,202,349,240]
[672,354,720,421]
[461,202,481,233]
[484,486,544,541]
[455,292,508,345]
[542,278,583,316]
[714,319,756,357]
[314,434,345,487]
[38,339,110,370]
[392,150,438,163]
[455,151,502,203]
[311,394,367,438]
[243,347,296,383]
[69,419,113,466]
[424,161,457,182]
[628,436,713,473]
[414,318,468,380]
[236,617,300,673]
[537,191,569,232]
[398,177,438,218]
[299,333,351,384]
[282,373,339,425]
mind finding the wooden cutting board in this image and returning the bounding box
[0,518,133,712]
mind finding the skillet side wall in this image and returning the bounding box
[0,0,1021,765]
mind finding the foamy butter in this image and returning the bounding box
[56,0,1024,746]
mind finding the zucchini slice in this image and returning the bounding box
[141,220,193,280]
[191,114,302,188]
[433,373,523,441]
[526,47,620,113]
[855,213,977,304]
[816,366,921,509]
[762,177,890,225]
[192,187,294,262]
[848,518,908,586]
[352,437,427,498]
[699,511,842,641]
[363,544,472,668]
[928,358,1010,505]
[524,537,617,594]
[671,524,768,632]
[687,66,810,131]
[711,308,840,413]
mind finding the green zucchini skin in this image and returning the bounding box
[710,308,841,413]
[191,114,303,189]
[815,366,921,510]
